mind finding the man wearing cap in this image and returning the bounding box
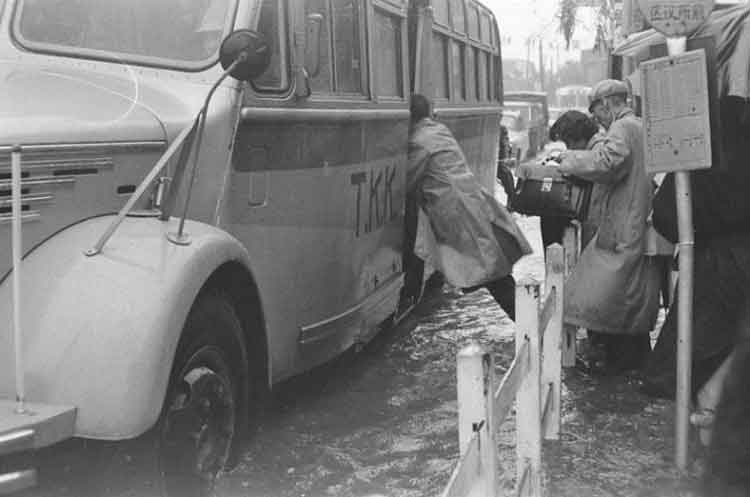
[555,79,661,374]
[588,85,614,132]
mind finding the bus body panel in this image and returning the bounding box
[231,106,408,378]
[0,216,260,439]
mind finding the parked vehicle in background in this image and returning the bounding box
[0,0,504,495]
[503,90,549,159]
[554,84,591,110]
[548,106,563,128]
[501,110,529,164]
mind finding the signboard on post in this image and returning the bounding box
[637,0,714,474]
[640,49,712,173]
[637,0,713,36]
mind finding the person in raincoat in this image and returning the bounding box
[588,86,613,132]
[405,94,532,320]
[554,80,661,373]
[642,93,750,409]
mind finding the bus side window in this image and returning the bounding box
[372,6,403,98]
[466,44,476,100]
[253,0,290,91]
[331,0,363,94]
[451,40,465,100]
[431,32,449,99]
[476,47,487,100]
[306,0,333,93]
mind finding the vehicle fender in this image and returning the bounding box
[0,216,262,440]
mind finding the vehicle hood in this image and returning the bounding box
[0,61,171,285]
[0,61,167,145]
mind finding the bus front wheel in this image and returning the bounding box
[158,292,250,497]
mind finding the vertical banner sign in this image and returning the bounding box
[640,50,712,173]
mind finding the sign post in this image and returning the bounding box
[637,0,714,472]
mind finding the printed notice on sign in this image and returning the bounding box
[640,49,712,173]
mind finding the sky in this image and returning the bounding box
[483,0,599,68]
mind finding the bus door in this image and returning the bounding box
[229,0,409,379]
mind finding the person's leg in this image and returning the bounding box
[584,329,608,371]
[703,340,750,496]
[604,333,651,375]
[540,216,567,250]
[659,255,673,309]
[644,241,744,397]
[399,193,424,312]
[691,349,736,447]
[485,274,516,321]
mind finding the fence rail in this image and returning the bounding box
[441,236,573,497]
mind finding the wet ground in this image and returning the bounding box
[18,209,704,497]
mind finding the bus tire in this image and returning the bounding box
[157,291,250,497]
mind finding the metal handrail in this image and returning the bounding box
[10,148,25,413]
[170,55,246,244]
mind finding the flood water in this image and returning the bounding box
[18,211,700,497]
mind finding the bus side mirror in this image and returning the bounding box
[305,13,323,77]
[219,29,271,82]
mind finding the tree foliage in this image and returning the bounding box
[557,0,578,49]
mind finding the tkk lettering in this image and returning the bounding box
[351,165,397,236]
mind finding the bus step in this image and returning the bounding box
[0,469,37,495]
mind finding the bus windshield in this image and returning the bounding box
[13,0,237,70]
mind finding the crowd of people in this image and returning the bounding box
[405,76,750,494]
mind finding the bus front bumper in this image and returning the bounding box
[0,401,76,494]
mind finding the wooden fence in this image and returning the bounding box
[440,234,577,497]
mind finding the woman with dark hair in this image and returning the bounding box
[539,110,603,249]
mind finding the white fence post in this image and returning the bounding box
[542,244,564,440]
[561,225,578,368]
[515,279,541,496]
[456,342,497,497]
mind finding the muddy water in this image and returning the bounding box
[19,212,700,497]
[217,215,546,497]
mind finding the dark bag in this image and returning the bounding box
[653,170,750,244]
[510,165,593,221]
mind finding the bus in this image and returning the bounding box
[0,0,503,494]
[554,84,591,111]
[503,90,548,159]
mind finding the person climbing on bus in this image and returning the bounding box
[404,94,531,321]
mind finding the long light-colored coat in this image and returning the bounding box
[559,108,660,335]
[408,118,532,288]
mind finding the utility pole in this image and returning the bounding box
[526,37,531,81]
[538,38,545,91]
[622,0,634,76]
